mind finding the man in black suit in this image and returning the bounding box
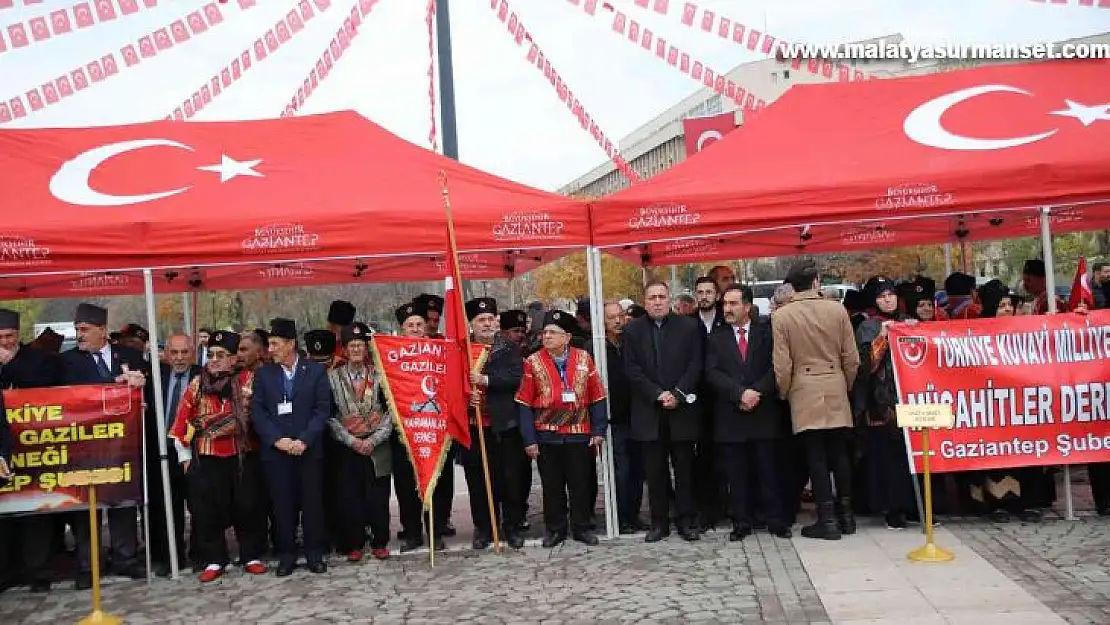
[149,334,201,574]
[0,308,62,593]
[622,280,704,542]
[691,276,727,532]
[705,284,792,541]
[59,303,150,589]
[252,318,333,576]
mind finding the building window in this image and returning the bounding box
[782,69,790,79]
[771,72,779,84]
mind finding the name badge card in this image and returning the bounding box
[561,389,576,403]
[277,401,293,415]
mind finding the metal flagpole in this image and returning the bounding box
[142,269,180,578]
[182,293,193,338]
[1038,207,1076,521]
[435,0,459,161]
[586,247,619,539]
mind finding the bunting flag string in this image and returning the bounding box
[279,0,379,117]
[612,0,873,83]
[173,0,337,120]
[1,0,161,56]
[587,3,765,116]
[491,0,640,183]
[426,0,439,152]
[0,0,43,14]
[1029,0,1110,7]
[0,1,259,125]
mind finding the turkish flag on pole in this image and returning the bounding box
[441,221,472,449]
[1070,256,1095,310]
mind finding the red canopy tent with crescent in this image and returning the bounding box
[591,59,1110,266]
[0,111,589,292]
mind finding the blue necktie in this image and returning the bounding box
[93,352,112,381]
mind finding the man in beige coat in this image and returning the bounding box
[772,261,860,540]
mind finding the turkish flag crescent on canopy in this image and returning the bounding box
[1070,256,1095,311]
[682,112,736,157]
[442,236,472,449]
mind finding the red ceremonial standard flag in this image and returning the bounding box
[1070,256,1095,310]
[441,231,472,449]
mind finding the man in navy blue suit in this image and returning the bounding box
[59,303,150,589]
[251,318,333,576]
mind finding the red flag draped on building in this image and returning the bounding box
[441,231,472,449]
[1070,256,1095,311]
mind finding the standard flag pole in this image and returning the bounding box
[438,170,503,553]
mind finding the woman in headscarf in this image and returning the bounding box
[970,280,1043,522]
[853,278,917,530]
[169,331,268,582]
[327,322,392,561]
[900,277,937,322]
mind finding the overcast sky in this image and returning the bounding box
[2,0,1108,191]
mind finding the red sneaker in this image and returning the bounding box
[346,550,363,563]
[198,567,223,583]
[243,561,268,575]
[371,548,390,560]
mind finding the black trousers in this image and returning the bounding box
[1089,463,1110,512]
[861,425,916,515]
[334,445,391,552]
[695,419,726,524]
[643,438,697,530]
[799,428,853,505]
[322,435,343,552]
[537,442,594,534]
[499,427,533,531]
[262,454,325,567]
[611,424,645,525]
[391,433,451,537]
[70,506,138,574]
[0,514,57,586]
[460,425,503,535]
[188,453,267,567]
[721,440,785,529]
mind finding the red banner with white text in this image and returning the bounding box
[890,311,1110,474]
[0,385,143,515]
[372,335,466,506]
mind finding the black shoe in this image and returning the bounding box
[74,573,92,591]
[1018,509,1043,523]
[988,510,1011,523]
[506,532,525,550]
[800,503,842,540]
[472,531,492,550]
[835,497,857,535]
[679,527,701,542]
[116,561,147,580]
[400,537,424,553]
[645,527,669,543]
[886,511,908,530]
[619,522,637,535]
[729,525,752,542]
[1099,507,1110,517]
[541,531,566,548]
[308,561,327,574]
[433,536,446,551]
[443,521,457,537]
[769,525,793,539]
[573,529,599,546]
[30,580,51,593]
[276,563,295,577]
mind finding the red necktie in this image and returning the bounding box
[737,327,748,360]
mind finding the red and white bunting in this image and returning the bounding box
[279,0,379,118]
[174,0,333,120]
[425,0,439,152]
[1029,0,1110,6]
[3,2,260,126]
[583,4,764,117]
[493,0,640,184]
[614,0,871,83]
[0,0,161,55]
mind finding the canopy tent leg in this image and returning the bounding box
[944,244,953,277]
[182,293,193,338]
[669,265,679,295]
[143,269,181,578]
[586,247,620,539]
[1038,207,1076,522]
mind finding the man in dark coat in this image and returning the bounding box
[690,276,727,532]
[0,308,62,592]
[489,310,528,548]
[252,318,333,576]
[705,284,792,540]
[622,280,704,542]
[601,301,644,533]
[59,303,150,588]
